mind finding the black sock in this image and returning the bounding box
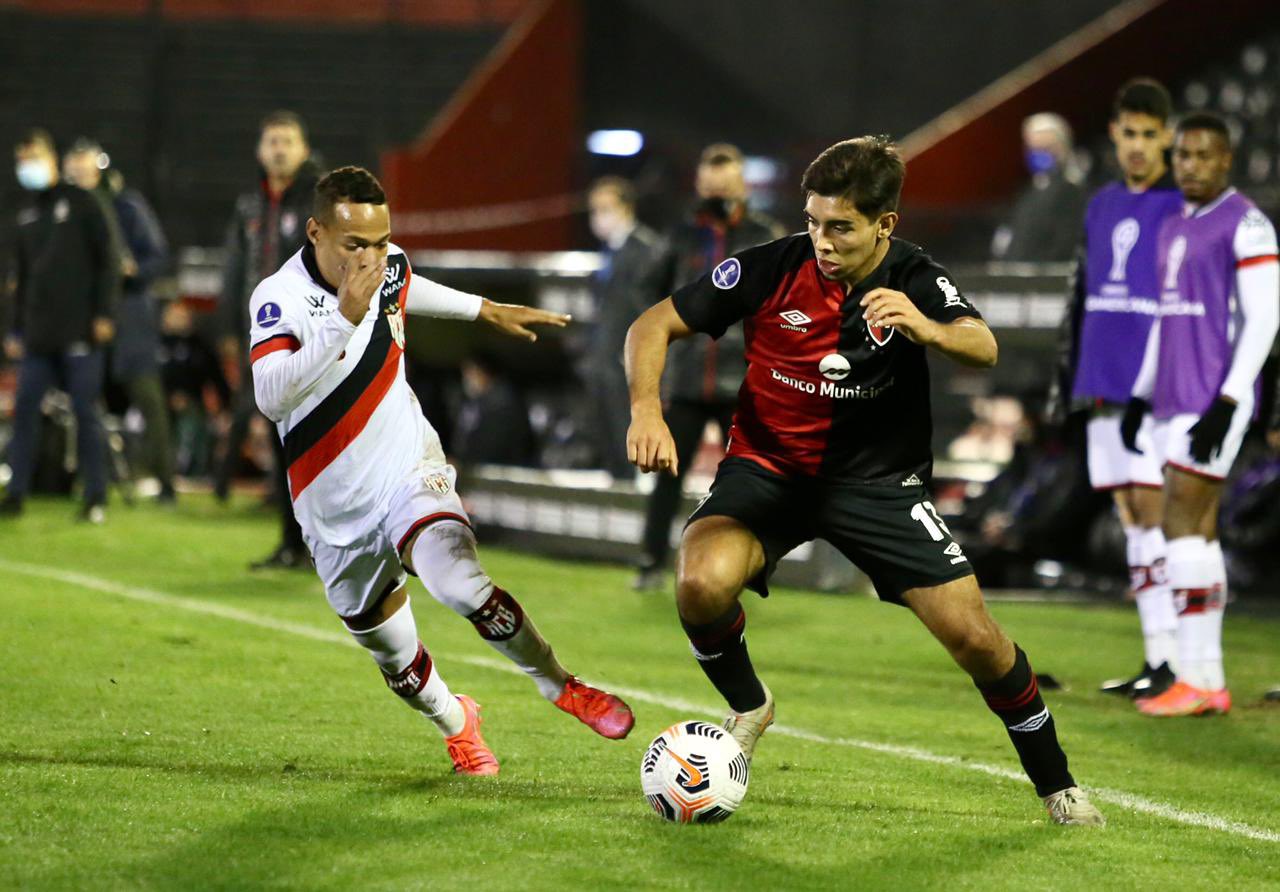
[680,604,766,713]
[977,645,1074,798]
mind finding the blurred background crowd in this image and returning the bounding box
[3,0,1279,594]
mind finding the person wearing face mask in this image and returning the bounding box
[584,176,665,478]
[215,110,321,569]
[990,113,1087,263]
[2,129,119,522]
[634,143,784,590]
[64,138,176,504]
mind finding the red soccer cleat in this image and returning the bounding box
[444,695,500,775]
[1137,680,1230,717]
[554,676,635,740]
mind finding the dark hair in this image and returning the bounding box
[313,166,387,222]
[801,136,905,218]
[589,175,636,209]
[1176,112,1232,146]
[1113,77,1172,123]
[16,127,56,155]
[260,109,308,141]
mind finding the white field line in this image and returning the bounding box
[3,558,1277,845]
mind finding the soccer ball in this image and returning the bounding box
[640,720,750,823]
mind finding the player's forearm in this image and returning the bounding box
[251,312,357,421]
[624,303,678,415]
[927,318,998,368]
[1220,262,1280,404]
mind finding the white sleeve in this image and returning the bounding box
[248,286,357,422]
[1221,211,1280,403]
[405,274,483,321]
[1131,318,1160,400]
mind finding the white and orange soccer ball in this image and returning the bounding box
[640,720,750,823]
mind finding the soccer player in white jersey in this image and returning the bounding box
[1121,114,1279,716]
[248,167,634,774]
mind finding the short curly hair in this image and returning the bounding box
[313,166,387,223]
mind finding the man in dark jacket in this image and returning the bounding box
[64,139,176,502]
[585,176,665,477]
[2,129,118,521]
[635,143,785,589]
[216,110,319,569]
[990,113,1088,263]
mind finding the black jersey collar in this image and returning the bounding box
[301,242,339,296]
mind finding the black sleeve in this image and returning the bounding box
[119,192,170,285]
[670,236,795,339]
[1047,239,1087,422]
[218,202,248,339]
[83,193,120,320]
[902,256,983,324]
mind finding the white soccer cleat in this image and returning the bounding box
[722,682,774,763]
[1043,786,1105,826]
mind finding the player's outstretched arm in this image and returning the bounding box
[476,300,571,342]
[624,297,694,474]
[860,287,997,368]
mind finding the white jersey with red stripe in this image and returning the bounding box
[248,243,482,546]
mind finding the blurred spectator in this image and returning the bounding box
[585,176,665,478]
[950,401,1108,587]
[216,110,319,569]
[64,138,176,502]
[991,113,1087,262]
[158,300,229,478]
[2,129,118,522]
[452,353,536,467]
[635,143,785,590]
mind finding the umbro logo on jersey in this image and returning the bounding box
[779,309,812,332]
[901,473,923,487]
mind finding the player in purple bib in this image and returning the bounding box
[1058,80,1182,701]
[1121,113,1280,717]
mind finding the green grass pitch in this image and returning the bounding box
[1,496,1278,890]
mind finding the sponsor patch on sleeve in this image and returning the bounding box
[712,257,742,290]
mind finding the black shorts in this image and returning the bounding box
[686,457,975,604]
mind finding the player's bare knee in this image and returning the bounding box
[676,559,741,621]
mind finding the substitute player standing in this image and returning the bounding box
[626,137,1103,825]
[249,167,634,775]
[1056,79,1183,699]
[1121,114,1279,717]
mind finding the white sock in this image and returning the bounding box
[1166,535,1213,690]
[1131,526,1177,669]
[411,522,570,701]
[348,598,465,736]
[1203,540,1227,691]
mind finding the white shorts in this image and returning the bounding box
[1086,410,1163,490]
[1152,398,1254,482]
[306,464,470,618]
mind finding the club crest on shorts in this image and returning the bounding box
[712,258,741,290]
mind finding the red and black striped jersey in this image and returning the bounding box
[671,234,982,483]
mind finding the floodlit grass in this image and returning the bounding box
[2,495,1278,890]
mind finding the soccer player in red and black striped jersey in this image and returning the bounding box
[625,137,1102,825]
[248,167,634,776]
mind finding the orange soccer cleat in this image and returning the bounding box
[1137,680,1230,717]
[555,676,635,740]
[444,695,500,775]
